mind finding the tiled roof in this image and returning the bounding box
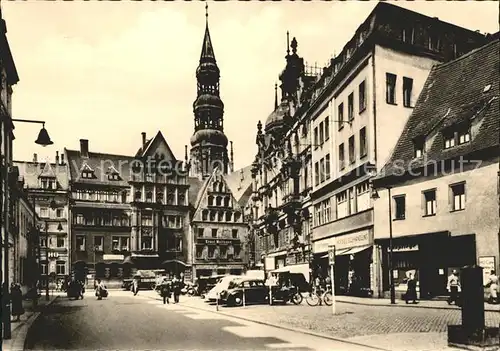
[188,176,203,207]
[65,149,134,187]
[378,40,500,181]
[225,164,253,207]
[14,161,69,190]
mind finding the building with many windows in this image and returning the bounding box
[308,2,489,298]
[373,39,499,299]
[15,152,70,287]
[1,6,21,298]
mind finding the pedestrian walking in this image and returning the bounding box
[485,270,499,304]
[160,278,171,304]
[10,283,24,322]
[447,269,461,305]
[405,273,418,304]
[172,276,181,303]
[132,277,139,296]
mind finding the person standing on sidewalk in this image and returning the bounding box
[172,276,181,303]
[160,278,171,304]
[405,273,418,304]
[132,277,140,296]
[485,270,498,304]
[447,269,461,305]
[10,283,24,322]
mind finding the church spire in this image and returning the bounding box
[274,82,278,110]
[200,2,215,62]
[190,3,229,179]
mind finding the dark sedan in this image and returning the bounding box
[219,279,269,307]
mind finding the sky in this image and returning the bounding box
[3,1,498,170]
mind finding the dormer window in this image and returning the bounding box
[429,33,440,51]
[108,173,120,181]
[443,124,471,149]
[444,130,455,149]
[413,137,425,158]
[458,128,471,145]
[80,164,95,179]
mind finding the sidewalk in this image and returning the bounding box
[3,292,61,351]
[335,295,500,312]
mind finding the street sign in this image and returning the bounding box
[328,245,336,266]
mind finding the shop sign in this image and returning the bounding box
[48,252,59,259]
[198,239,233,245]
[103,254,124,261]
[478,256,496,285]
[328,245,335,266]
[313,229,372,253]
[393,244,419,252]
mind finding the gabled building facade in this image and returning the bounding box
[190,168,248,278]
[308,2,489,298]
[15,153,70,288]
[251,2,490,292]
[373,39,499,299]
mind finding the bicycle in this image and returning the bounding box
[305,288,333,306]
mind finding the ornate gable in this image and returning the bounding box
[192,168,244,224]
[139,131,176,162]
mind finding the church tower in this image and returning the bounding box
[189,4,229,179]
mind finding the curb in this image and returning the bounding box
[142,294,389,351]
[335,299,500,312]
[3,296,59,351]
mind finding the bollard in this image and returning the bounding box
[216,292,219,311]
[242,287,246,307]
[269,286,273,305]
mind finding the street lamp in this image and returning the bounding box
[371,185,396,304]
[11,119,53,146]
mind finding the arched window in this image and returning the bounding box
[209,211,216,221]
[225,212,232,222]
[202,210,208,221]
[218,211,224,221]
[223,197,230,207]
[216,196,222,206]
[208,195,214,206]
[213,182,218,192]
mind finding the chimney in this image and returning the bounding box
[33,153,38,163]
[55,151,59,165]
[142,132,146,147]
[60,153,65,165]
[80,139,89,158]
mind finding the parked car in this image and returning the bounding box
[205,275,240,302]
[219,278,269,307]
[197,275,226,298]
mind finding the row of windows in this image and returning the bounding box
[414,126,471,158]
[195,245,241,259]
[39,178,59,190]
[337,80,367,129]
[72,190,127,203]
[393,183,466,220]
[312,181,371,227]
[338,127,367,170]
[207,195,232,207]
[201,210,242,223]
[74,213,130,227]
[40,261,67,275]
[386,73,413,107]
[39,236,66,248]
[39,207,65,219]
[314,154,331,186]
[197,228,240,239]
[313,116,330,148]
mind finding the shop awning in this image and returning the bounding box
[320,244,372,258]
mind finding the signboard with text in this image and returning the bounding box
[328,245,336,266]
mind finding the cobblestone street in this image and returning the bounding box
[140,291,500,350]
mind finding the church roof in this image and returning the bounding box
[200,7,216,63]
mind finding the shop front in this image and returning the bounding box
[375,231,476,299]
[313,228,374,297]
